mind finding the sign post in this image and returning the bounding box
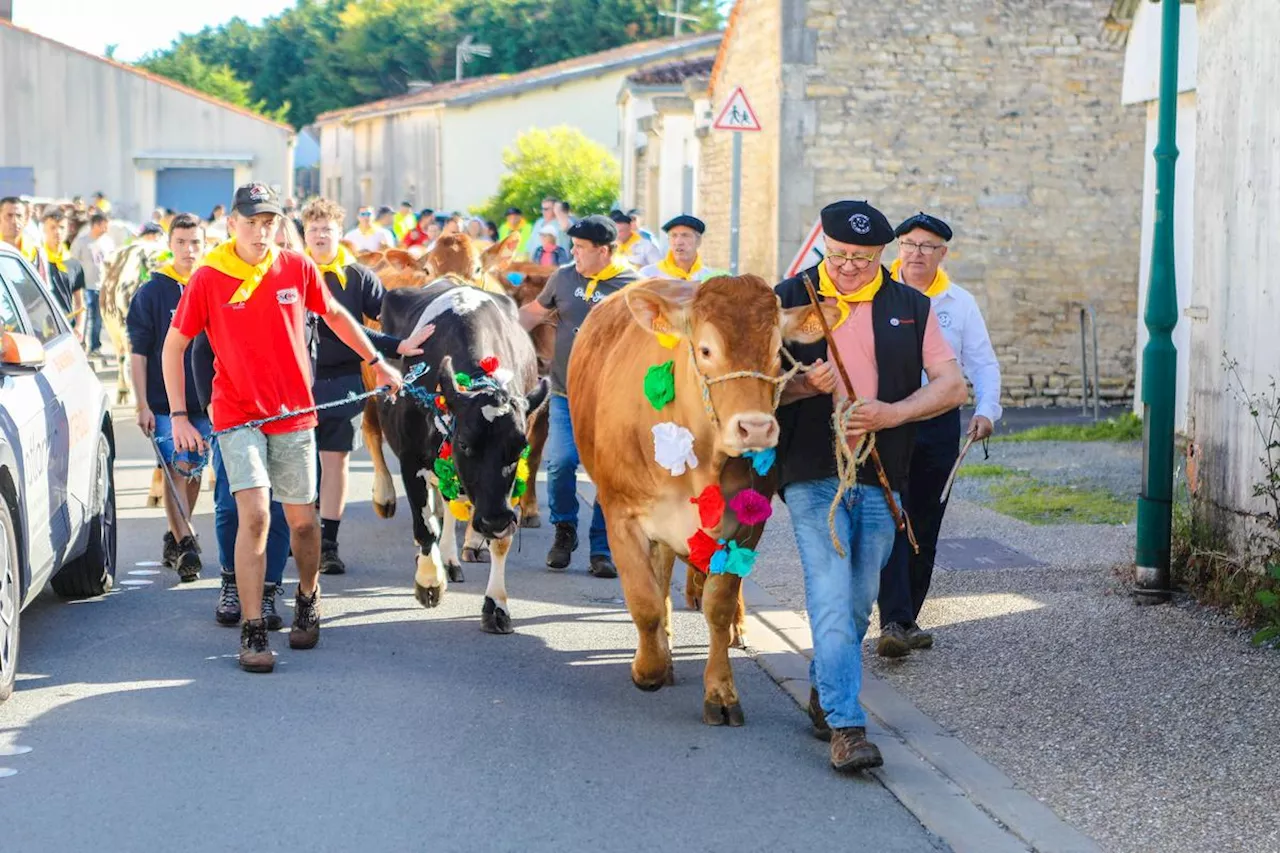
[712,86,762,274]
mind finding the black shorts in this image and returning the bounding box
[314,372,367,453]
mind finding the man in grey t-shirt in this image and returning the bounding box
[520,214,636,578]
[71,211,113,354]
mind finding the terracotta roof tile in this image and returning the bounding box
[626,56,714,86]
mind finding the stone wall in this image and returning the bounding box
[779,0,1146,408]
[697,0,783,282]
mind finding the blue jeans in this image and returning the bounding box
[784,479,899,729]
[546,394,610,557]
[211,437,291,585]
[84,289,102,352]
[153,413,212,470]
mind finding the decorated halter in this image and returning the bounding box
[412,355,532,522]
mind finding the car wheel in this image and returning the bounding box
[0,501,19,702]
[51,432,116,599]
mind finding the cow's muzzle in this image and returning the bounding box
[724,412,780,452]
[473,509,518,540]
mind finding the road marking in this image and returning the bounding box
[0,745,32,756]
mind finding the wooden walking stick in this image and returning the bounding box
[801,272,917,551]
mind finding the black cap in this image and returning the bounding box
[232,182,283,218]
[567,214,618,246]
[895,211,953,242]
[138,222,164,237]
[820,200,894,246]
[608,209,631,224]
[505,206,522,216]
[662,214,705,234]
[400,200,413,208]
[376,205,394,217]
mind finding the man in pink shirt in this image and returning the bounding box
[774,200,966,774]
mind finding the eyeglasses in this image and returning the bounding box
[825,252,878,271]
[898,240,944,256]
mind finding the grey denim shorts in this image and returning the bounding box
[218,426,318,505]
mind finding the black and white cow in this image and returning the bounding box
[378,278,549,634]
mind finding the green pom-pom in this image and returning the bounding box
[511,478,527,500]
[433,457,455,480]
[643,361,676,411]
[439,479,460,501]
[520,445,531,460]
[455,372,473,389]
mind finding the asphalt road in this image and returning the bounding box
[2,406,946,852]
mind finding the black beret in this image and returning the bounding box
[505,206,522,216]
[895,212,953,242]
[820,200,895,246]
[567,214,618,246]
[608,209,631,224]
[661,214,705,234]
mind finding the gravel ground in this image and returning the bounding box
[953,439,1143,501]
[748,445,1280,853]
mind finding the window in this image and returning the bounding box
[0,256,64,344]
[0,279,24,336]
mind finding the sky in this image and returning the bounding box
[13,0,298,62]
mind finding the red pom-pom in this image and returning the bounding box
[439,442,452,460]
[434,394,448,411]
[689,484,726,530]
[687,530,718,573]
[480,356,500,375]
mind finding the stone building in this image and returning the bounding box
[697,0,1147,409]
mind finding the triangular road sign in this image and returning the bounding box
[712,86,762,132]
[785,216,826,278]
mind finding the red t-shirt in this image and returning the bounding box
[402,227,431,249]
[172,250,332,434]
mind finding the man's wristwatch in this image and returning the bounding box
[366,353,384,366]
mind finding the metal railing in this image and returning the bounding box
[1078,302,1100,421]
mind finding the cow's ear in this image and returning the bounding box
[780,301,841,344]
[385,249,417,271]
[482,232,520,271]
[524,376,550,415]
[625,278,696,337]
[438,355,465,405]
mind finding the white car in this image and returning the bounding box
[0,242,115,703]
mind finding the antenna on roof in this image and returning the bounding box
[455,34,493,82]
[659,0,700,36]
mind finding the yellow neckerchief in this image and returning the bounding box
[44,241,69,272]
[158,262,195,285]
[656,250,702,281]
[357,221,375,235]
[619,232,640,254]
[204,239,280,304]
[582,259,631,300]
[307,245,355,289]
[816,262,883,329]
[11,233,36,262]
[889,258,950,298]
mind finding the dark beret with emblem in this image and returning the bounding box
[608,209,632,224]
[232,182,283,217]
[661,214,705,234]
[567,214,618,246]
[820,200,894,246]
[895,211,953,242]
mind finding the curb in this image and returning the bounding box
[739,579,1102,853]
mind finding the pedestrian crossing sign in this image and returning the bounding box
[712,86,762,132]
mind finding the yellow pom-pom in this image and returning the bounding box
[655,331,680,349]
[448,499,472,521]
[515,457,530,483]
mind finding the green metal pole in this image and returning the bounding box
[1135,0,1181,604]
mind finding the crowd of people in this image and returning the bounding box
[0,179,1004,778]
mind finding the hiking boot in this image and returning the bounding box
[546,523,578,572]
[175,535,202,583]
[905,622,934,650]
[261,582,283,631]
[876,623,911,659]
[162,531,180,570]
[830,727,883,773]
[239,618,275,673]
[289,588,320,650]
[807,686,832,742]
[588,555,618,579]
[320,541,346,575]
[215,570,241,626]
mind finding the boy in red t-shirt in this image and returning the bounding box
[163,183,404,673]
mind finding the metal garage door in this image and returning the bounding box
[155,168,235,217]
[0,167,35,197]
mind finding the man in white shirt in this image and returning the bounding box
[343,206,396,253]
[877,212,1002,656]
[71,211,114,354]
[610,209,661,269]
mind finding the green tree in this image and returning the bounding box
[475,127,620,225]
[137,47,290,121]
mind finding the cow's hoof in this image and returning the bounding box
[664,662,676,686]
[685,592,702,611]
[146,494,163,508]
[461,546,489,564]
[519,513,542,529]
[631,666,668,693]
[374,500,397,519]
[414,582,443,608]
[445,562,465,583]
[702,701,746,727]
[730,624,747,649]
[480,596,513,635]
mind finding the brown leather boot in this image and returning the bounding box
[238,618,275,673]
[807,687,832,742]
[289,589,321,650]
[830,727,883,773]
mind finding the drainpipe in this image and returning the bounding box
[1135,0,1181,605]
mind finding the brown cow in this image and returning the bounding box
[568,275,835,726]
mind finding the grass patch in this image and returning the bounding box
[994,412,1143,443]
[989,479,1135,525]
[957,463,1017,479]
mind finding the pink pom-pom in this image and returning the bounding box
[729,488,773,526]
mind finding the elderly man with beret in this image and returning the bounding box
[774,200,968,773]
[637,215,723,282]
[610,209,661,269]
[874,212,1003,657]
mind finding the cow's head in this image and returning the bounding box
[626,275,839,455]
[426,234,484,280]
[437,354,550,539]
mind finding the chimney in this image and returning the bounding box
[0,1,11,21]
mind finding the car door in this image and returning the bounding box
[0,253,87,592]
